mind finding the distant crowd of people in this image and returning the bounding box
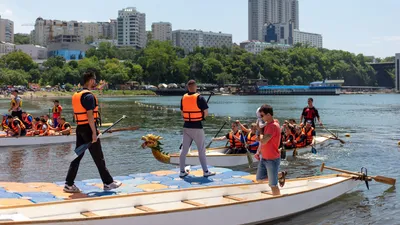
[1,91,71,137]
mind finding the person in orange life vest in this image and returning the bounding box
[300,98,322,129]
[212,122,246,154]
[64,71,121,193]
[1,114,9,131]
[255,104,286,196]
[293,125,306,148]
[38,118,51,136]
[21,111,33,129]
[50,117,71,135]
[52,100,62,128]
[8,90,23,121]
[282,124,296,149]
[239,123,259,154]
[297,120,316,146]
[7,116,27,137]
[26,117,42,136]
[44,114,53,128]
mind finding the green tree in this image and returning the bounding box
[0,51,37,72]
[14,34,30,45]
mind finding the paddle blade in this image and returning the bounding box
[373,176,396,186]
[311,147,317,154]
[68,143,91,160]
[246,151,253,168]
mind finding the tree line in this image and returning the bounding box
[0,40,395,88]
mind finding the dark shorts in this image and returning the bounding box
[12,129,26,137]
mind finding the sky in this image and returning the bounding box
[0,0,399,58]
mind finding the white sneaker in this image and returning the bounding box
[104,180,122,191]
[203,171,216,177]
[63,184,81,193]
[179,171,189,178]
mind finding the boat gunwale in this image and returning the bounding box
[171,136,332,157]
[0,174,359,224]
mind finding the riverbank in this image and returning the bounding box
[0,90,157,99]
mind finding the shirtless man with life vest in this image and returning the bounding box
[300,98,322,129]
[7,116,27,137]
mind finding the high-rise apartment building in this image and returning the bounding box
[248,0,299,41]
[0,16,14,43]
[117,7,147,49]
[172,30,232,53]
[152,22,172,42]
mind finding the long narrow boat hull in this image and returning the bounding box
[0,174,363,225]
[0,132,118,148]
[168,136,333,167]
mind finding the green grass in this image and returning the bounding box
[95,90,156,96]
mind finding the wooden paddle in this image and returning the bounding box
[322,126,346,144]
[320,163,396,186]
[68,115,127,160]
[206,121,227,149]
[105,126,140,133]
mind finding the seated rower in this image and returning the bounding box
[21,111,33,129]
[293,125,306,148]
[44,115,53,128]
[212,122,245,154]
[1,114,9,131]
[282,125,296,149]
[27,117,42,136]
[302,120,316,146]
[7,116,27,137]
[39,118,51,136]
[50,117,71,135]
[241,123,259,154]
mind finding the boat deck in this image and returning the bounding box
[0,166,258,207]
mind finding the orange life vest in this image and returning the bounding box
[22,114,33,127]
[52,105,62,117]
[39,122,50,135]
[181,93,203,122]
[229,131,244,149]
[284,133,295,148]
[246,132,258,151]
[2,119,8,130]
[295,133,306,148]
[34,123,42,131]
[10,119,26,133]
[72,90,100,125]
[302,127,315,145]
[60,122,71,135]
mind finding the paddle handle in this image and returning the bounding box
[320,163,396,186]
[206,121,227,148]
[98,115,127,137]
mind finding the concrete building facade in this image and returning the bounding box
[47,34,91,60]
[117,7,147,49]
[293,29,323,48]
[0,16,14,43]
[33,17,118,47]
[248,0,299,41]
[151,22,172,42]
[396,53,400,91]
[15,44,47,60]
[172,30,232,53]
[0,41,15,57]
[263,22,293,45]
[241,40,291,54]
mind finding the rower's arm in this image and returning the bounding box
[212,136,227,141]
[17,125,21,137]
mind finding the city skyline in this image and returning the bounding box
[0,0,399,57]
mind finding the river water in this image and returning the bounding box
[0,94,399,225]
